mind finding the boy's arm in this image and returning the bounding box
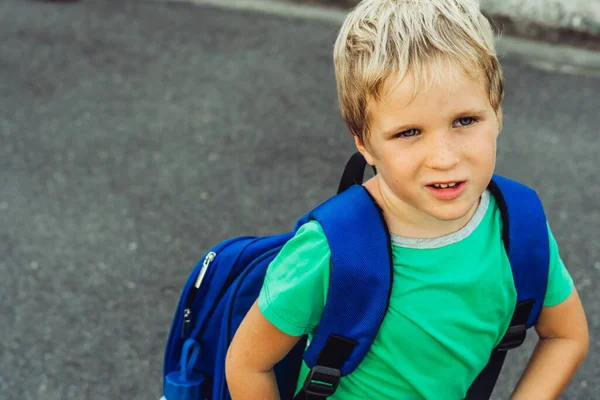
[226,300,303,400]
[510,287,589,400]
[226,221,329,399]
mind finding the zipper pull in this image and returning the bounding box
[181,308,192,338]
[181,251,217,339]
[194,251,216,289]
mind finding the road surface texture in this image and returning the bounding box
[1,0,599,399]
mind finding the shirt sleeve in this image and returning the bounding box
[258,221,331,336]
[543,222,574,307]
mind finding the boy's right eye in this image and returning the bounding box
[394,129,420,138]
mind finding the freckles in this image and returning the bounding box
[455,140,471,154]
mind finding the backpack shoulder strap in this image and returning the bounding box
[293,184,392,399]
[489,174,550,326]
[465,174,550,400]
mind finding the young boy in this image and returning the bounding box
[225,0,589,398]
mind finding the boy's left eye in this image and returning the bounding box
[453,117,475,127]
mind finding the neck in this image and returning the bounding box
[363,177,480,239]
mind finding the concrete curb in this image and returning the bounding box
[480,0,600,36]
[154,0,600,77]
[148,0,600,51]
[274,0,600,51]
[483,12,600,52]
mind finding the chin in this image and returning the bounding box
[426,200,479,222]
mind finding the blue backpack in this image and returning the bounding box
[162,153,550,400]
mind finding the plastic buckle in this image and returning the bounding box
[497,324,527,351]
[302,366,341,397]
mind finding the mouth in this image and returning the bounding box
[425,180,468,200]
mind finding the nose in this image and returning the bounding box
[424,130,460,171]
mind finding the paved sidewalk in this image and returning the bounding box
[1,0,599,399]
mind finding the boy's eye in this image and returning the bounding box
[394,128,420,138]
[454,117,475,127]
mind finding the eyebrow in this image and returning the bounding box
[382,124,415,137]
[381,108,488,136]
[454,108,488,117]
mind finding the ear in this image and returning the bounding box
[495,108,503,136]
[354,135,375,166]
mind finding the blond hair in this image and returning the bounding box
[334,0,504,142]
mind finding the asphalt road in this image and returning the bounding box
[1,0,599,399]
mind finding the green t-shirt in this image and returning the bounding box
[258,191,574,399]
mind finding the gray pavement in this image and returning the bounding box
[1,0,599,399]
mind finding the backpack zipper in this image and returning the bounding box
[182,251,217,338]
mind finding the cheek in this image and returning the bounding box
[377,152,420,187]
[464,128,498,161]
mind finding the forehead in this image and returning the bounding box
[368,62,491,124]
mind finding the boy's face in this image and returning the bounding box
[357,63,500,228]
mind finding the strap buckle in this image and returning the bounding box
[497,299,536,352]
[497,324,527,351]
[302,366,341,397]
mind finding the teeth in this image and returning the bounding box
[433,182,458,188]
